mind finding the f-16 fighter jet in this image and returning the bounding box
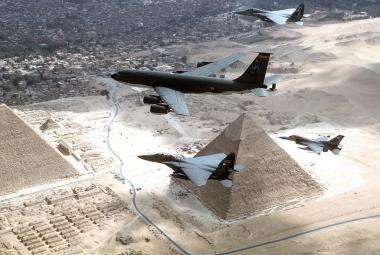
[235,3,309,25]
[111,52,280,116]
[280,135,344,155]
[138,152,244,188]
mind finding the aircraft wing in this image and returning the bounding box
[312,136,330,142]
[306,142,323,154]
[271,8,295,16]
[180,163,213,186]
[154,86,189,116]
[187,52,246,77]
[263,13,288,25]
[183,153,227,166]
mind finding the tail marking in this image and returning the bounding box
[234,53,271,86]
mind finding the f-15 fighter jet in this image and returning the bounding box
[235,3,309,25]
[280,135,344,155]
[138,152,244,188]
[111,52,280,116]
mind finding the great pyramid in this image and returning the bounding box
[0,105,77,195]
[178,113,323,220]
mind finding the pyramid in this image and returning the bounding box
[178,113,323,220]
[40,117,60,131]
[0,105,77,195]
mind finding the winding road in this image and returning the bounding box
[107,84,380,255]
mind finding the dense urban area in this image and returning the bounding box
[0,0,378,105]
[1,1,380,255]
[0,0,377,106]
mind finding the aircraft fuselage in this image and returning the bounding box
[138,153,234,181]
[112,70,265,94]
[280,135,342,154]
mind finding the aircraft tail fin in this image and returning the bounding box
[220,152,236,170]
[329,135,344,146]
[217,152,244,172]
[233,53,271,86]
[215,152,244,188]
[288,3,304,22]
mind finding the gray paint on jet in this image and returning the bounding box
[235,3,306,25]
[280,135,344,155]
[138,152,244,188]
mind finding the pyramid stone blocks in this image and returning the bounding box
[0,105,77,195]
[178,113,323,220]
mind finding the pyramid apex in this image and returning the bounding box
[0,106,76,195]
[180,114,323,220]
[224,113,265,142]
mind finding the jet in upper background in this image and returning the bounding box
[111,52,280,116]
[280,135,344,155]
[138,152,244,188]
[235,3,309,26]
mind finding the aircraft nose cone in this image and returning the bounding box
[138,154,173,163]
[234,9,251,15]
[234,10,246,15]
[138,155,153,161]
[111,72,121,81]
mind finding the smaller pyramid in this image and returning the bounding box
[178,113,323,220]
[40,118,60,131]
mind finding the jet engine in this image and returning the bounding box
[143,95,161,105]
[150,104,171,114]
[197,61,213,68]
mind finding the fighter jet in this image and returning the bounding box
[111,52,280,116]
[235,3,309,25]
[138,152,244,188]
[280,135,344,155]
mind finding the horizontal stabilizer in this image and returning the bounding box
[251,88,268,97]
[220,179,233,188]
[234,164,244,172]
[264,74,281,86]
[332,149,341,155]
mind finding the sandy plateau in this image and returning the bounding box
[2,18,380,255]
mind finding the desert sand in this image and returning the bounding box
[1,18,380,254]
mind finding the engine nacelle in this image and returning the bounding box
[143,95,161,105]
[150,104,171,114]
[269,83,277,91]
[197,61,213,68]
[173,70,187,74]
